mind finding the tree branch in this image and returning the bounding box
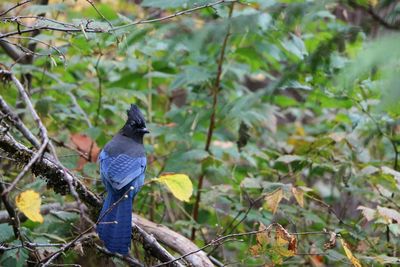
[0,180,20,238]
[0,125,189,266]
[132,216,213,267]
[348,0,400,30]
[0,40,30,64]
[0,95,40,148]
[0,201,212,267]
[0,0,34,17]
[0,0,238,39]
[191,2,235,241]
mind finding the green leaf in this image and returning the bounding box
[0,245,29,267]
[24,3,67,15]
[182,149,209,161]
[0,224,14,243]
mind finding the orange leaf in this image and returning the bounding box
[288,235,297,254]
[249,245,260,256]
[70,133,100,170]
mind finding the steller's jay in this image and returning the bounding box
[97,104,149,255]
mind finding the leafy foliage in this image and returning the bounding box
[1,0,400,266]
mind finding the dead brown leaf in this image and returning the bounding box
[70,133,100,171]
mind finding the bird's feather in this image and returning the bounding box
[97,151,146,254]
[97,105,148,255]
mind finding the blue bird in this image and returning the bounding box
[97,104,149,255]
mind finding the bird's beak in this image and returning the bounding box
[139,128,150,134]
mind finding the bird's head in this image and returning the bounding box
[120,104,149,140]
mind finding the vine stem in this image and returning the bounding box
[191,2,235,241]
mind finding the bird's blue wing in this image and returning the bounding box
[99,151,146,191]
[97,150,146,255]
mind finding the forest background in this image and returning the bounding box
[0,0,400,266]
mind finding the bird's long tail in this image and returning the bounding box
[97,190,133,255]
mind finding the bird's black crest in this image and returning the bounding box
[126,104,146,127]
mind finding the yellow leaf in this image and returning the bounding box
[369,0,378,7]
[256,222,270,245]
[272,245,296,257]
[340,238,362,267]
[264,188,283,214]
[294,122,305,136]
[291,187,304,208]
[15,190,43,223]
[158,174,193,202]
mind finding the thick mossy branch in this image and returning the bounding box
[0,128,101,206]
[0,129,194,266]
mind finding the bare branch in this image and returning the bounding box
[40,187,137,266]
[1,138,48,196]
[0,180,21,238]
[0,95,40,148]
[95,244,144,267]
[133,216,213,267]
[0,132,188,266]
[8,35,66,60]
[86,0,114,31]
[0,0,34,17]
[0,0,239,39]
[0,128,101,206]
[0,202,83,222]
[192,1,235,240]
[67,91,92,128]
[153,224,277,267]
[0,40,30,63]
[348,0,400,30]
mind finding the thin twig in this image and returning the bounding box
[0,0,34,17]
[0,96,40,148]
[0,242,64,252]
[95,244,144,267]
[67,92,92,128]
[1,138,48,196]
[191,2,235,241]
[50,137,90,161]
[372,184,400,209]
[40,186,136,266]
[86,0,114,31]
[0,0,238,39]
[8,35,66,60]
[0,180,20,238]
[0,39,30,63]
[9,71,57,158]
[155,223,277,267]
[304,193,349,226]
[1,71,55,195]
[348,0,400,30]
[94,51,103,127]
[1,15,78,29]
[352,97,399,170]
